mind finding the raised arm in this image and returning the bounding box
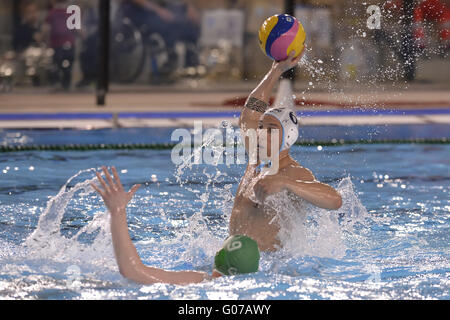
[91,166,208,285]
[239,49,305,133]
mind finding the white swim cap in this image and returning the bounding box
[262,107,299,152]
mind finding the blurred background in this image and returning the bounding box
[0,0,449,97]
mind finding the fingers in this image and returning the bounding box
[90,182,105,198]
[293,51,304,63]
[288,50,296,59]
[102,166,115,190]
[96,171,109,193]
[290,45,306,64]
[111,166,124,191]
[94,166,137,197]
[128,184,141,198]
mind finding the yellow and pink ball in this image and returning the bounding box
[258,14,306,61]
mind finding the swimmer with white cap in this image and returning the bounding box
[91,166,260,285]
[230,48,343,252]
[255,106,300,173]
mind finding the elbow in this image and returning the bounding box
[119,267,147,284]
[329,194,342,210]
[118,266,135,279]
[119,263,157,285]
[118,263,142,282]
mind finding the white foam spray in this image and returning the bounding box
[265,176,369,259]
[23,168,116,270]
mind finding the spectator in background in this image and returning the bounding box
[42,0,77,91]
[121,0,201,79]
[13,0,42,52]
[76,0,99,88]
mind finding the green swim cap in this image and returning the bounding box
[214,235,260,276]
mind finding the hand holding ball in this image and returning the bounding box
[258,14,306,61]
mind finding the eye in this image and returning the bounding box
[258,123,263,129]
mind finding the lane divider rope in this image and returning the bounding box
[0,138,448,152]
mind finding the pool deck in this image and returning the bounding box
[1,82,450,129]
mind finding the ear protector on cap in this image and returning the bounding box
[262,107,299,152]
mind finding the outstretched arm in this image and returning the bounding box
[91,166,209,285]
[239,49,305,133]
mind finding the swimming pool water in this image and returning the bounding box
[0,129,448,299]
[1,124,448,147]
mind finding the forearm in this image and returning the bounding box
[135,268,208,285]
[284,179,342,210]
[248,66,283,105]
[110,210,145,277]
[240,49,303,130]
[240,66,282,131]
[110,209,208,285]
[243,47,303,114]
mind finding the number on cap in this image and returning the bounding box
[227,240,242,251]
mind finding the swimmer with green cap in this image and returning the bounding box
[214,234,260,276]
[91,166,260,285]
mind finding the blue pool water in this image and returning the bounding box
[0,128,448,299]
[1,124,449,146]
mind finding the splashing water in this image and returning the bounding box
[174,130,224,186]
[264,176,369,260]
[161,133,372,270]
[170,131,372,271]
[172,139,235,263]
[0,122,401,298]
[1,141,447,299]
[23,168,116,269]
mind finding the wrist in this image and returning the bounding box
[270,65,283,77]
[110,208,127,221]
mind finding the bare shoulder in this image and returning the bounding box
[282,162,315,181]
